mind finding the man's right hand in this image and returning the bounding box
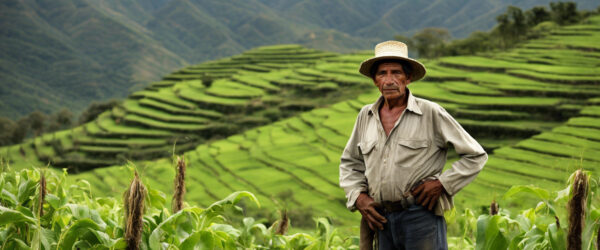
[356,193,387,231]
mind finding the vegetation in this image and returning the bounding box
[397,2,600,58]
[0,164,359,249]
[3,0,598,120]
[1,163,598,249]
[1,8,600,248]
[0,13,599,229]
[0,108,75,147]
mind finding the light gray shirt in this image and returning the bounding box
[339,90,488,215]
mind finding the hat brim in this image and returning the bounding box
[359,56,427,82]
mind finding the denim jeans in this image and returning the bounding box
[377,205,447,250]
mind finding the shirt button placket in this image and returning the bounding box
[380,145,387,201]
[381,145,387,177]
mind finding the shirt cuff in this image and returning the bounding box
[346,187,367,211]
[438,176,454,196]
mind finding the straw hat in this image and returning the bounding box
[359,41,426,82]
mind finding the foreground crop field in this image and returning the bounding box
[3,167,597,249]
[2,16,600,228]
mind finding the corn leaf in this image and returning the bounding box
[179,230,215,250]
[475,215,509,250]
[57,218,101,250]
[207,191,260,212]
[0,205,36,225]
[503,185,550,201]
[545,223,565,250]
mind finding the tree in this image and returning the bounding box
[550,2,579,25]
[494,6,527,48]
[495,13,511,48]
[78,99,120,124]
[504,6,527,42]
[0,117,16,146]
[28,111,46,137]
[444,31,495,56]
[411,28,450,58]
[11,118,29,144]
[56,108,73,128]
[48,108,74,132]
[525,6,551,27]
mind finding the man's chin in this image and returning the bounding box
[382,93,403,101]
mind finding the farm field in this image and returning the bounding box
[0,45,372,171]
[2,15,600,228]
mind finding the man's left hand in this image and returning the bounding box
[411,180,445,211]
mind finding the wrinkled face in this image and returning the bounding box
[373,62,411,103]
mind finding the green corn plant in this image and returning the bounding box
[4,165,595,249]
[472,169,600,250]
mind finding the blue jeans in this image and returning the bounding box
[377,205,447,250]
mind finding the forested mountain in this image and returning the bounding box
[1,0,597,119]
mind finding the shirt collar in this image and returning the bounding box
[368,89,422,116]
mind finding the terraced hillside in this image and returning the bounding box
[2,15,600,227]
[0,45,374,170]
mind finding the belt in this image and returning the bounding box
[379,192,415,214]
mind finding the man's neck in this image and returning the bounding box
[381,94,408,111]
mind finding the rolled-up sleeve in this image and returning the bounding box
[340,108,369,211]
[435,105,488,196]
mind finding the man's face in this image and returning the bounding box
[373,62,411,103]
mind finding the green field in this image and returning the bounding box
[2,15,600,229]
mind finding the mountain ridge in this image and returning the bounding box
[1,0,598,119]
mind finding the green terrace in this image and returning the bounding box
[0,45,372,170]
[1,15,600,227]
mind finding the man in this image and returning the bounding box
[339,41,488,250]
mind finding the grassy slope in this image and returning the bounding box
[3,15,600,228]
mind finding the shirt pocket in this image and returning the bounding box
[358,140,376,155]
[395,139,430,168]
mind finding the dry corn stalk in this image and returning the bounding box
[490,200,499,215]
[123,171,146,250]
[172,156,186,213]
[275,209,289,235]
[38,171,46,217]
[596,226,599,250]
[567,170,588,250]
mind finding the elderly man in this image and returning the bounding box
[339,41,488,250]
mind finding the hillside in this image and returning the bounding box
[2,0,598,119]
[0,0,186,118]
[1,45,370,170]
[3,15,600,227]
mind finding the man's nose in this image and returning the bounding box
[382,73,396,85]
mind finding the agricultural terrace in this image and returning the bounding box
[0,45,372,171]
[2,15,600,228]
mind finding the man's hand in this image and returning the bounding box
[356,193,387,231]
[411,179,445,211]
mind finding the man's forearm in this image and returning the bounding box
[438,152,487,196]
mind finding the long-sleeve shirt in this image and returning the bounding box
[339,90,488,215]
